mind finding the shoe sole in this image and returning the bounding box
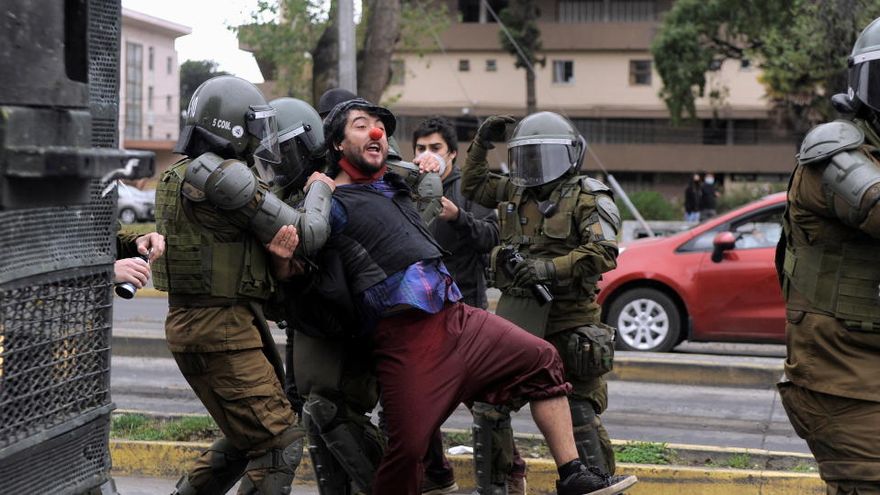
[422,481,460,495]
[584,475,638,495]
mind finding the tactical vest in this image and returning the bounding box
[781,119,880,331]
[331,179,444,295]
[153,159,274,302]
[495,175,601,299]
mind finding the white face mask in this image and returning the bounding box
[704,176,715,185]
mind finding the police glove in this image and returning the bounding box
[512,258,556,288]
[476,115,516,147]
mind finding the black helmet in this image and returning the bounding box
[317,88,357,118]
[175,75,281,164]
[847,17,880,113]
[507,111,586,187]
[269,97,326,188]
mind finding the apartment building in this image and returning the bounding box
[384,0,797,197]
[119,8,190,176]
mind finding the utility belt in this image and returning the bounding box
[168,294,256,308]
[783,243,880,332]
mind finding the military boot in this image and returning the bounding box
[555,465,637,495]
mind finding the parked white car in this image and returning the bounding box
[117,182,155,224]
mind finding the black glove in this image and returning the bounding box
[476,115,516,147]
[512,258,556,288]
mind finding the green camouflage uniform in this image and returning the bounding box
[462,139,619,475]
[154,159,302,492]
[779,118,880,492]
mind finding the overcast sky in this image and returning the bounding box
[121,0,265,82]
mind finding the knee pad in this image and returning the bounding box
[472,402,513,491]
[241,436,304,495]
[569,399,609,475]
[173,438,248,495]
[303,412,352,494]
[304,393,381,492]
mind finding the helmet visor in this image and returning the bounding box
[850,52,880,112]
[248,105,282,164]
[276,125,309,186]
[508,138,576,187]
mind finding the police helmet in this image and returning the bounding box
[507,111,586,187]
[175,76,281,165]
[848,17,880,114]
[268,97,326,188]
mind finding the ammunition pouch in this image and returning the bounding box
[562,324,615,379]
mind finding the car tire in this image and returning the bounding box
[119,208,137,225]
[607,287,681,352]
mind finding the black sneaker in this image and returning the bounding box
[556,465,638,495]
[421,476,459,495]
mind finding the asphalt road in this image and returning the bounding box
[112,295,805,453]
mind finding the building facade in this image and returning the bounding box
[119,8,190,178]
[383,0,797,199]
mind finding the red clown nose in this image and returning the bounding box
[369,128,384,140]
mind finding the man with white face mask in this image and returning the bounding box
[699,172,719,221]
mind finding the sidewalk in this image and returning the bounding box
[110,438,822,494]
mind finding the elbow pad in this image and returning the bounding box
[249,181,331,254]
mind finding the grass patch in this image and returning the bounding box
[791,463,817,473]
[614,441,673,465]
[726,453,752,469]
[111,413,219,442]
[120,222,157,236]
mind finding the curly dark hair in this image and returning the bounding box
[411,116,458,164]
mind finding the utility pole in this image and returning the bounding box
[338,0,357,93]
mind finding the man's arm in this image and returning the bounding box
[552,192,620,285]
[446,198,499,254]
[460,116,516,209]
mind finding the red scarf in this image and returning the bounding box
[338,157,386,184]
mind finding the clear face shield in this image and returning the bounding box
[849,50,880,113]
[507,137,584,187]
[247,105,282,165]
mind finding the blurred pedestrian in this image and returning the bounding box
[683,173,701,222]
[699,172,719,221]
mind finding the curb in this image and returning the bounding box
[109,440,823,494]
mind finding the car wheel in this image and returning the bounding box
[119,208,137,224]
[607,287,681,352]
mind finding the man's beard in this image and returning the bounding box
[344,148,384,174]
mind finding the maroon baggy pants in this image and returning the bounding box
[371,302,570,494]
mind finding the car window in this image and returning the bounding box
[731,208,783,250]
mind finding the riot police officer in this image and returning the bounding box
[461,112,623,491]
[154,76,334,494]
[777,17,880,493]
[268,96,386,495]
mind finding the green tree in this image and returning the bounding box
[652,0,880,131]
[179,60,228,113]
[237,0,448,104]
[497,1,543,114]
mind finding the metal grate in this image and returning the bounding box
[88,0,120,149]
[0,181,116,285]
[0,266,113,449]
[0,414,112,494]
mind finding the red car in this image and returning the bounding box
[598,192,787,352]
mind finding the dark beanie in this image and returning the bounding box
[317,88,358,118]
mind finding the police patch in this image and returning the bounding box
[232,125,244,138]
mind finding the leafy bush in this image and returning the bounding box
[617,191,681,221]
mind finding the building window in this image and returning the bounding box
[486,59,497,72]
[147,86,154,110]
[166,95,172,112]
[148,125,153,139]
[557,0,658,22]
[740,58,752,70]
[148,46,154,71]
[629,60,652,85]
[459,0,507,23]
[167,56,173,74]
[552,60,574,84]
[124,42,143,140]
[459,59,470,72]
[390,60,405,85]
